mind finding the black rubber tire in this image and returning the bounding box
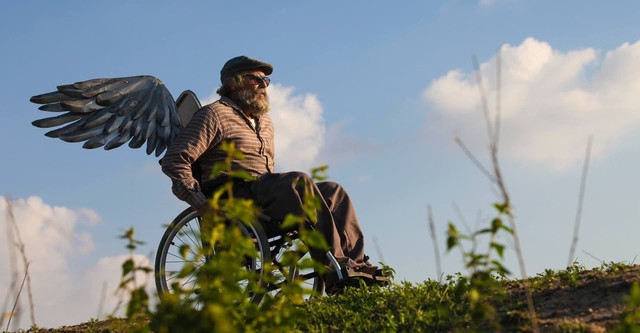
[154,207,271,304]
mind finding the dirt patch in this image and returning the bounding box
[502,264,640,332]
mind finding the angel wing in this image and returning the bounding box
[30,75,195,157]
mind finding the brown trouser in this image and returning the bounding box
[206,171,366,267]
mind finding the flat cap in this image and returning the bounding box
[220,55,273,83]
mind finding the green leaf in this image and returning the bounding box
[280,214,304,229]
[179,244,190,259]
[475,228,492,235]
[493,202,509,214]
[303,230,329,251]
[501,224,514,234]
[125,227,134,239]
[126,288,149,318]
[446,223,459,251]
[491,218,502,233]
[228,169,255,181]
[491,260,511,276]
[122,259,134,277]
[310,165,329,182]
[490,242,506,258]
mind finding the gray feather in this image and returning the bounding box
[157,105,170,127]
[129,120,142,137]
[128,132,145,149]
[104,112,126,134]
[155,141,166,157]
[129,101,147,119]
[57,84,85,98]
[171,107,182,127]
[30,91,74,104]
[105,131,132,150]
[74,78,111,89]
[115,97,137,116]
[44,119,87,138]
[59,126,104,143]
[82,79,128,98]
[96,90,124,106]
[83,109,113,129]
[32,113,82,128]
[146,130,157,155]
[61,99,102,113]
[144,116,156,139]
[159,122,171,142]
[38,103,68,112]
[82,131,119,149]
[118,118,132,135]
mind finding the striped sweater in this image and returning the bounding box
[161,96,274,209]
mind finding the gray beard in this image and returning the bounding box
[236,89,270,118]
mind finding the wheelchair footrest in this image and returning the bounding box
[325,266,390,295]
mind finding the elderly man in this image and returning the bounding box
[161,56,380,287]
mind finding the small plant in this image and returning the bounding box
[114,227,152,333]
[601,261,633,275]
[85,317,99,333]
[557,262,585,288]
[441,50,540,332]
[529,268,560,290]
[446,202,513,331]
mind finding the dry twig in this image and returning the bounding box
[568,136,593,267]
[427,205,442,281]
[460,50,540,332]
[3,198,36,331]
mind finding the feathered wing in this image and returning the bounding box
[30,75,182,157]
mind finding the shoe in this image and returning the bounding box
[344,265,376,279]
[323,264,376,295]
[360,255,391,283]
[353,264,379,276]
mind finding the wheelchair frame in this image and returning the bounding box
[154,206,344,304]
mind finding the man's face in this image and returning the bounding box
[233,70,270,118]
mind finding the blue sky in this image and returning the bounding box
[3,0,640,329]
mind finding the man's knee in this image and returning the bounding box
[317,181,343,193]
[317,181,350,204]
[282,171,315,189]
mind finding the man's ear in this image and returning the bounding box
[226,74,244,90]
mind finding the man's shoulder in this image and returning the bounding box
[258,113,273,124]
[197,99,233,117]
[203,98,239,114]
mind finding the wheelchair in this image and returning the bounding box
[153,204,351,303]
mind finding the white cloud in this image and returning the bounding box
[202,84,326,172]
[268,84,325,172]
[423,37,640,171]
[0,197,151,330]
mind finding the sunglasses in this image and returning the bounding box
[242,73,271,87]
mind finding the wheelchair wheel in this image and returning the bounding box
[154,207,271,304]
[268,234,325,297]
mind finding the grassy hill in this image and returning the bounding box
[24,263,640,333]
